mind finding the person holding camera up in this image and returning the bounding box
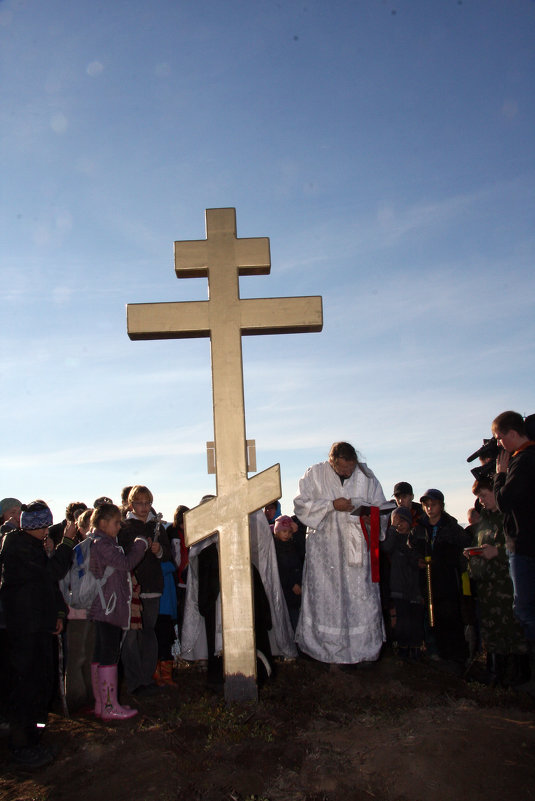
[492,412,535,661]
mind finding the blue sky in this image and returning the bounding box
[1,0,534,526]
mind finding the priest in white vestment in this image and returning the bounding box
[294,442,387,664]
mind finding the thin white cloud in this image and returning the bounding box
[276,176,534,274]
[86,61,104,77]
[50,112,68,134]
[0,425,210,471]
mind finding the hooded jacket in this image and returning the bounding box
[494,443,535,557]
[0,529,74,633]
[89,531,148,629]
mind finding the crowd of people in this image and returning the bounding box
[0,409,533,768]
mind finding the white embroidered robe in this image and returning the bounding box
[294,460,387,664]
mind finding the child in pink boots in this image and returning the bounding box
[88,503,148,720]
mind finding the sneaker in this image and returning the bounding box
[11,745,55,768]
[132,683,160,697]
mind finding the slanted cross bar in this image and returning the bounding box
[127,208,322,701]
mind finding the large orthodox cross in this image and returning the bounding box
[127,208,322,702]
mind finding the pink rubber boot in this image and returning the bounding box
[98,665,138,721]
[93,662,132,715]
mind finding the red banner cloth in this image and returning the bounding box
[360,506,381,583]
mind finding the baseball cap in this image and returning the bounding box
[393,482,413,497]
[419,488,444,503]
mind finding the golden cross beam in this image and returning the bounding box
[127,208,322,702]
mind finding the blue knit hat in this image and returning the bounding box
[20,501,53,530]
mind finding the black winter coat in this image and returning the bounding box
[0,530,73,633]
[381,527,422,603]
[412,512,470,603]
[494,443,535,557]
[118,516,171,594]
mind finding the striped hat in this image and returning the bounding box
[21,501,53,530]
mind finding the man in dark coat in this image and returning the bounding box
[0,502,75,767]
[492,410,535,645]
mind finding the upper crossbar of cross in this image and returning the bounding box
[127,207,323,530]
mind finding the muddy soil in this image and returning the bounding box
[1,651,534,801]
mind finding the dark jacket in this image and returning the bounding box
[48,519,67,546]
[381,527,422,603]
[0,530,74,633]
[274,538,304,610]
[118,516,171,595]
[167,524,189,585]
[412,512,470,603]
[493,443,535,557]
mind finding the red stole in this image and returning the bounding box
[360,506,381,583]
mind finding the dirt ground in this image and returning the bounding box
[1,650,534,801]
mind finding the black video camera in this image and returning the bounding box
[470,460,496,481]
[466,414,535,481]
[466,438,499,464]
[467,438,500,481]
[468,414,535,482]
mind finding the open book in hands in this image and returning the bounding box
[350,501,397,517]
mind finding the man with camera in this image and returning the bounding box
[492,410,535,647]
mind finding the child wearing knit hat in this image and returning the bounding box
[272,515,304,632]
[381,506,425,660]
[0,501,76,767]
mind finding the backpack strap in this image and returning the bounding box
[97,565,117,616]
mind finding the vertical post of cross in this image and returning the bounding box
[127,208,323,702]
[174,209,274,700]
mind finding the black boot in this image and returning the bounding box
[508,653,531,687]
[487,652,506,687]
